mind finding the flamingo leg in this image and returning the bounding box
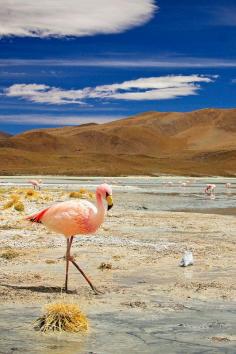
[68,236,101,295]
[64,237,73,293]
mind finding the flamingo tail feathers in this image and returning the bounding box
[26,208,49,223]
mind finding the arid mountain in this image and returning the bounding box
[0,131,12,140]
[1,108,236,176]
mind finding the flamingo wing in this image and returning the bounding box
[27,200,97,237]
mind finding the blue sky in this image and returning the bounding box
[0,0,236,134]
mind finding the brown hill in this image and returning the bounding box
[1,108,236,176]
[0,131,12,140]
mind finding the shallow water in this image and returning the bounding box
[1,301,236,354]
[1,176,236,213]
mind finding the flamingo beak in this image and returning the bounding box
[106,195,113,210]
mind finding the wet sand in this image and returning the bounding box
[0,182,236,353]
[177,207,236,216]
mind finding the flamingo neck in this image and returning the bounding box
[96,192,106,213]
[93,192,106,228]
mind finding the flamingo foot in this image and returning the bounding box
[69,258,102,295]
[92,287,104,295]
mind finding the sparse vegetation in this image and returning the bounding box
[45,259,56,264]
[10,194,20,203]
[1,248,20,260]
[2,192,25,211]
[98,262,112,270]
[34,302,88,333]
[3,200,14,209]
[26,189,35,197]
[69,189,94,200]
[25,189,39,200]
[33,273,42,280]
[69,191,82,198]
[14,201,25,212]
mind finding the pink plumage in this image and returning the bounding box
[204,184,216,195]
[28,179,42,190]
[26,183,113,294]
[27,200,99,236]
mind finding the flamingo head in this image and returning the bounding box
[96,183,113,210]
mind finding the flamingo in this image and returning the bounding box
[204,184,216,196]
[26,183,113,294]
[225,182,231,188]
[28,179,41,190]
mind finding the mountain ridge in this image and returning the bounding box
[1,108,236,176]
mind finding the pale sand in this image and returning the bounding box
[0,186,235,353]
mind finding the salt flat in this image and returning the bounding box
[0,177,235,353]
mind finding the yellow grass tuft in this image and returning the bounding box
[14,201,25,212]
[98,262,112,270]
[42,194,52,201]
[79,188,87,194]
[45,259,56,264]
[69,189,94,200]
[69,191,83,198]
[1,248,20,260]
[3,200,14,209]
[88,192,95,200]
[10,194,20,203]
[34,302,88,333]
[25,189,38,198]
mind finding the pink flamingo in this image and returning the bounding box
[225,182,231,188]
[26,184,113,294]
[204,184,216,196]
[28,179,41,190]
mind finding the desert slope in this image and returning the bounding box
[1,108,236,176]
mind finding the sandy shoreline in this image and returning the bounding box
[0,184,236,353]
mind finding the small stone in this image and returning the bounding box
[180,251,194,267]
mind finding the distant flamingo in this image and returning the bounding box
[26,184,113,294]
[225,182,232,188]
[166,181,173,186]
[28,179,42,190]
[204,184,216,196]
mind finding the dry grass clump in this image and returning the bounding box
[42,194,52,201]
[26,189,35,197]
[3,200,14,209]
[25,189,39,200]
[10,194,20,203]
[69,189,94,200]
[34,302,88,333]
[88,192,95,200]
[2,193,25,211]
[98,262,112,270]
[79,188,86,194]
[69,191,82,198]
[45,259,56,264]
[14,201,25,212]
[1,248,20,260]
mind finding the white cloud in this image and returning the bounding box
[0,114,121,125]
[0,0,156,38]
[0,57,235,68]
[5,75,217,105]
[5,83,86,104]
